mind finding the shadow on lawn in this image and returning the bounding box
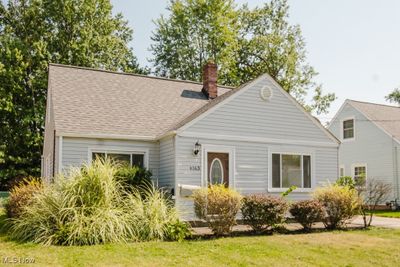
[189,224,368,241]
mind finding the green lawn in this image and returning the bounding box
[1,212,400,267]
[372,210,400,218]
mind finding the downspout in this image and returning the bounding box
[52,130,56,177]
[337,145,340,178]
[394,145,399,199]
[58,136,63,175]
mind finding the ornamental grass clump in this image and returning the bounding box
[289,200,324,231]
[128,185,191,242]
[193,185,242,236]
[241,194,288,233]
[314,184,361,229]
[8,159,189,245]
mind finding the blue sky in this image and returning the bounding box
[111,0,400,121]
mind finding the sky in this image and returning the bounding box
[111,0,400,122]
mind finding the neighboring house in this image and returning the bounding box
[328,100,400,201]
[42,63,339,220]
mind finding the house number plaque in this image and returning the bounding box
[189,165,200,171]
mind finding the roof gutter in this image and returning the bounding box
[56,132,157,141]
[156,130,177,141]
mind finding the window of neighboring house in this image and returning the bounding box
[353,165,366,182]
[343,119,354,140]
[340,166,345,177]
[272,153,312,189]
[92,152,145,168]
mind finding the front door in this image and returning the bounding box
[207,152,229,187]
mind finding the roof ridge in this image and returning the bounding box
[347,99,399,109]
[48,63,235,89]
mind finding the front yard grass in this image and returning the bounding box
[1,210,400,267]
[371,210,400,218]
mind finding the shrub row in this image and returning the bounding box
[194,184,361,235]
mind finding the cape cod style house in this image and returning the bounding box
[328,100,400,202]
[42,63,339,219]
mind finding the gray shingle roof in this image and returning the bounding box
[49,64,232,139]
[348,100,400,140]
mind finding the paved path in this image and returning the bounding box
[351,215,400,229]
[192,216,400,235]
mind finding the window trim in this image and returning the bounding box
[268,151,315,193]
[351,163,367,180]
[88,147,149,168]
[339,164,345,177]
[341,117,355,142]
[209,158,224,185]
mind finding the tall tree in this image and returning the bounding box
[0,0,144,188]
[151,0,335,114]
[151,0,239,85]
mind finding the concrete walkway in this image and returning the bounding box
[351,215,400,229]
[192,216,400,235]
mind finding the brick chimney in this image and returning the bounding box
[202,62,218,99]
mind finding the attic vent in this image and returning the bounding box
[260,86,273,101]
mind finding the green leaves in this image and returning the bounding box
[0,0,145,188]
[151,0,336,114]
[386,88,400,105]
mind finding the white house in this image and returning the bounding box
[42,63,339,219]
[328,99,400,201]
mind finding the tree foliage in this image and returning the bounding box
[0,0,144,188]
[151,0,239,84]
[385,88,400,105]
[151,0,335,114]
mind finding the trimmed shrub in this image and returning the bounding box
[5,177,42,218]
[8,159,188,245]
[314,184,361,229]
[193,185,242,236]
[115,165,152,190]
[241,194,288,233]
[289,200,324,231]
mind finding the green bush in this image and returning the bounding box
[335,176,356,189]
[164,220,192,242]
[5,177,42,218]
[115,165,152,190]
[8,159,188,245]
[128,185,191,241]
[193,185,242,236]
[241,194,288,233]
[289,200,324,231]
[314,184,361,229]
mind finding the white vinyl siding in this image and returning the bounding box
[329,102,397,199]
[159,136,175,190]
[61,137,159,182]
[185,77,335,144]
[175,136,338,220]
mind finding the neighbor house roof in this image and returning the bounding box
[49,64,232,139]
[348,99,400,141]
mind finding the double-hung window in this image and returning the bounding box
[272,153,311,189]
[353,165,366,183]
[92,151,145,168]
[343,119,354,140]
